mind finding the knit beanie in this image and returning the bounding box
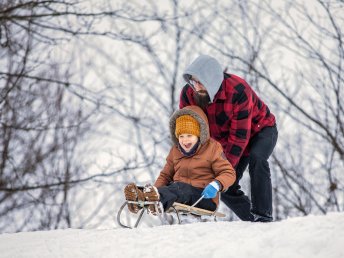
[175,115,200,138]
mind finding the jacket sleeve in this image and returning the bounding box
[212,142,236,191]
[179,85,194,109]
[224,86,253,168]
[154,148,175,188]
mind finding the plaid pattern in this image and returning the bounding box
[179,73,276,168]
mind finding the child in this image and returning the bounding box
[124,105,236,214]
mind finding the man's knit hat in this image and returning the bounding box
[175,115,200,137]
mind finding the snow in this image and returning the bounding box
[0,212,343,258]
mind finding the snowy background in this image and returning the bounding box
[1,1,343,255]
[1,212,343,258]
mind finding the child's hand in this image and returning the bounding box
[202,181,220,199]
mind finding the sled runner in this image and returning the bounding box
[117,199,225,229]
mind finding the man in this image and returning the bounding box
[179,54,278,222]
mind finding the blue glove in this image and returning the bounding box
[202,181,221,199]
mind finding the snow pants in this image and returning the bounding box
[158,182,217,211]
[221,124,278,222]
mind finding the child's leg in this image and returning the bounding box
[157,185,179,211]
[159,182,216,211]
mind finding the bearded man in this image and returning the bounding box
[179,55,278,222]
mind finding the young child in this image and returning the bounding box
[124,105,236,214]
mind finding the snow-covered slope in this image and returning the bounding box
[0,212,343,258]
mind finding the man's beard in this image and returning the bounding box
[193,91,210,110]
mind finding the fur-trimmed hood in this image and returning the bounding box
[170,105,210,146]
[156,105,236,204]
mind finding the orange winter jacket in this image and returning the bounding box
[154,105,236,206]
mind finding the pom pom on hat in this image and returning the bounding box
[175,115,200,137]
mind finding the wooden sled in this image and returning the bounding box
[117,200,225,229]
[168,202,225,218]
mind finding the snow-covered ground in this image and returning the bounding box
[0,212,343,258]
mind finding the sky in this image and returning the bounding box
[0,211,343,258]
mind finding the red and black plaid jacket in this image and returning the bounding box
[179,73,276,168]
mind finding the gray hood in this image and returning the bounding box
[183,55,224,102]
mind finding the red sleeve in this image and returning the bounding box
[179,85,194,109]
[224,87,253,168]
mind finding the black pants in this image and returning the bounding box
[221,125,278,222]
[158,182,216,211]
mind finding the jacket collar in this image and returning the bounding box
[174,139,209,159]
[213,83,226,102]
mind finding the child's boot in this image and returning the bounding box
[124,183,145,214]
[143,184,162,215]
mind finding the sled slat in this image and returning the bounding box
[168,202,225,218]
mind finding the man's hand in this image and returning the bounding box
[202,181,221,199]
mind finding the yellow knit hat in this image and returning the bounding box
[175,115,200,137]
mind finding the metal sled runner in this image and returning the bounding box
[117,199,225,229]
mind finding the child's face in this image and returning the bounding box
[178,134,199,152]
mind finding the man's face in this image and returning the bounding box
[189,78,207,95]
[189,77,210,109]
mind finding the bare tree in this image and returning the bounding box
[1,0,343,232]
[0,0,103,232]
[262,0,343,218]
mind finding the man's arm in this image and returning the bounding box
[212,142,236,191]
[179,84,194,109]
